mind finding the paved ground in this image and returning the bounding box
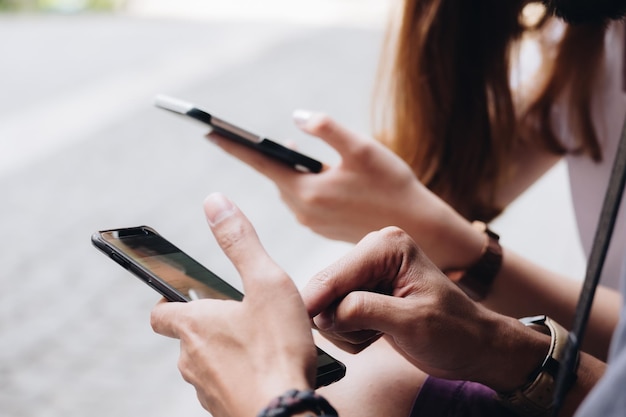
[0,9,585,417]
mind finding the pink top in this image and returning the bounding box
[562,20,626,290]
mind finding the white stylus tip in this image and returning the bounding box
[154,94,194,114]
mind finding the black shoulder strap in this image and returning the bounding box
[552,111,626,415]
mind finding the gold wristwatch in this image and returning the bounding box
[498,315,579,417]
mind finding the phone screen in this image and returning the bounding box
[100,229,242,302]
[92,226,346,387]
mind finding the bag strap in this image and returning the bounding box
[552,111,626,415]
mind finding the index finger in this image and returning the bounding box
[302,227,410,317]
[293,111,366,161]
[150,300,187,339]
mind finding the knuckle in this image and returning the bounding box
[149,309,160,331]
[378,226,421,255]
[308,267,343,301]
[295,212,316,229]
[344,291,369,318]
[297,189,319,207]
[177,355,195,384]
[174,316,195,340]
[349,140,376,161]
[261,264,292,287]
[419,304,445,337]
[214,221,248,252]
[291,193,329,229]
[377,225,407,240]
[365,225,410,251]
[311,267,335,289]
[172,307,204,340]
[294,208,323,231]
[242,259,292,292]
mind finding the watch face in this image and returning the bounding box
[520,315,547,325]
[520,315,551,335]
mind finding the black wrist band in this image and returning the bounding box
[257,389,338,417]
[446,221,503,301]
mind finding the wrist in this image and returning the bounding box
[498,316,579,416]
[257,389,338,417]
[476,314,582,416]
[409,194,485,271]
[476,314,551,393]
[251,375,313,417]
[447,220,489,272]
[445,221,503,300]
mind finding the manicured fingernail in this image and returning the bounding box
[293,109,313,127]
[204,193,237,226]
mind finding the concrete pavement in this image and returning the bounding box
[0,13,378,417]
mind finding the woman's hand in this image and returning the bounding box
[208,111,483,270]
[150,193,317,417]
[302,226,551,393]
[209,111,423,243]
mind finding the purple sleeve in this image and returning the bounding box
[409,376,517,417]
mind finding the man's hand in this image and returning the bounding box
[302,226,550,392]
[150,193,316,417]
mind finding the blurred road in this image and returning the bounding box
[0,7,585,417]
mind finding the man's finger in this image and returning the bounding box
[315,328,379,354]
[203,192,287,295]
[150,300,186,339]
[317,291,412,337]
[302,227,408,316]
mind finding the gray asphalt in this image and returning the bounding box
[0,12,585,417]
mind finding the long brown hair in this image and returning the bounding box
[374,0,606,220]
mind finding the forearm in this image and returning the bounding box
[405,146,561,268]
[478,314,606,417]
[558,352,606,417]
[401,186,620,359]
[399,182,486,271]
[483,249,621,360]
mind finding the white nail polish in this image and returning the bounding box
[293,109,313,126]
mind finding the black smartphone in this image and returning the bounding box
[154,94,323,174]
[91,225,345,388]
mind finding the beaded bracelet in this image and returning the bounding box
[257,389,339,417]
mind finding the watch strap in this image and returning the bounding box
[447,221,503,301]
[499,315,578,417]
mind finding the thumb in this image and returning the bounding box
[203,192,289,297]
[292,110,364,159]
[315,291,411,336]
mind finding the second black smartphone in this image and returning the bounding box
[154,94,323,174]
[91,225,345,388]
